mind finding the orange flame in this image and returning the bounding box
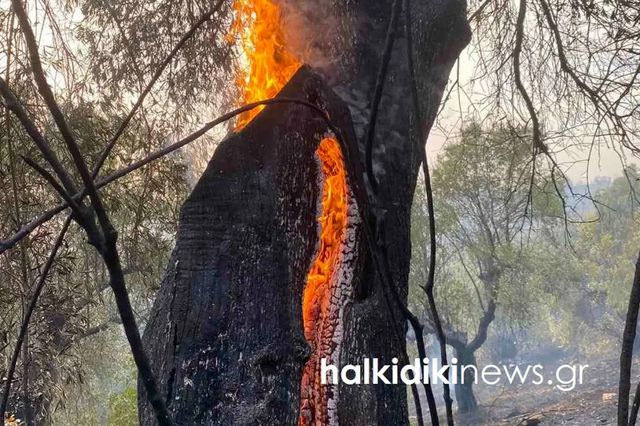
[230,3,348,423]
[230,0,301,129]
[300,136,348,426]
[302,137,348,343]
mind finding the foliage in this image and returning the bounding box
[0,94,187,422]
[577,168,640,313]
[108,387,138,426]
[410,122,563,348]
[410,127,640,362]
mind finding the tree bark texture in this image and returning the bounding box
[139,67,364,425]
[140,1,470,424]
[321,1,470,422]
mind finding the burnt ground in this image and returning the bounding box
[410,357,640,425]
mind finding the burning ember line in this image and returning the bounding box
[300,137,359,426]
[302,137,348,344]
[230,2,357,424]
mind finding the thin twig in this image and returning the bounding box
[21,156,85,217]
[0,76,77,195]
[0,0,228,254]
[0,216,72,422]
[2,3,226,423]
[513,0,547,155]
[92,0,227,176]
[11,2,173,422]
[363,0,403,194]
[0,98,336,254]
[405,0,453,423]
[13,0,113,242]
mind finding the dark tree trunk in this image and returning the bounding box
[139,1,470,425]
[447,297,496,414]
[319,1,470,422]
[618,252,640,426]
[453,346,478,413]
[139,68,362,425]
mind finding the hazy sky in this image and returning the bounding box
[426,48,635,185]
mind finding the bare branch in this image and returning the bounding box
[363,0,403,194]
[12,0,112,243]
[0,77,77,195]
[0,0,228,254]
[92,0,227,177]
[20,156,85,219]
[405,0,453,422]
[513,0,547,155]
[0,98,337,255]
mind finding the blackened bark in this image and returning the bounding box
[139,68,361,425]
[327,1,470,423]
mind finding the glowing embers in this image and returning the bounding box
[300,137,354,426]
[230,0,302,129]
[302,137,348,342]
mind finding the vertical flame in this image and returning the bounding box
[230,0,301,129]
[302,137,348,343]
[299,137,349,426]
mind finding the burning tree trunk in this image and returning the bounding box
[139,67,365,425]
[140,0,470,424]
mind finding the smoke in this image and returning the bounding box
[274,0,345,76]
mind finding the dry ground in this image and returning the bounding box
[410,357,638,425]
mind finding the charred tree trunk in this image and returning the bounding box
[619,251,640,426]
[140,1,470,425]
[316,1,470,422]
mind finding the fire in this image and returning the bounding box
[302,137,348,343]
[230,0,301,129]
[230,2,350,424]
[300,136,348,426]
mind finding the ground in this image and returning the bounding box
[410,357,638,425]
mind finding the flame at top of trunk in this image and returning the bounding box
[230,0,302,129]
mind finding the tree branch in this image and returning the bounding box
[0,77,77,195]
[20,156,85,221]
[0,98,339,255]
[12,0,112,245]
[92,0,227,177]
[363,0,403,194]
[405,0,453,422]
[1,95,344,425]
[513,0,547,155]
[0,0,227,254]
[0,216,71,422]
[11,2,173,421]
